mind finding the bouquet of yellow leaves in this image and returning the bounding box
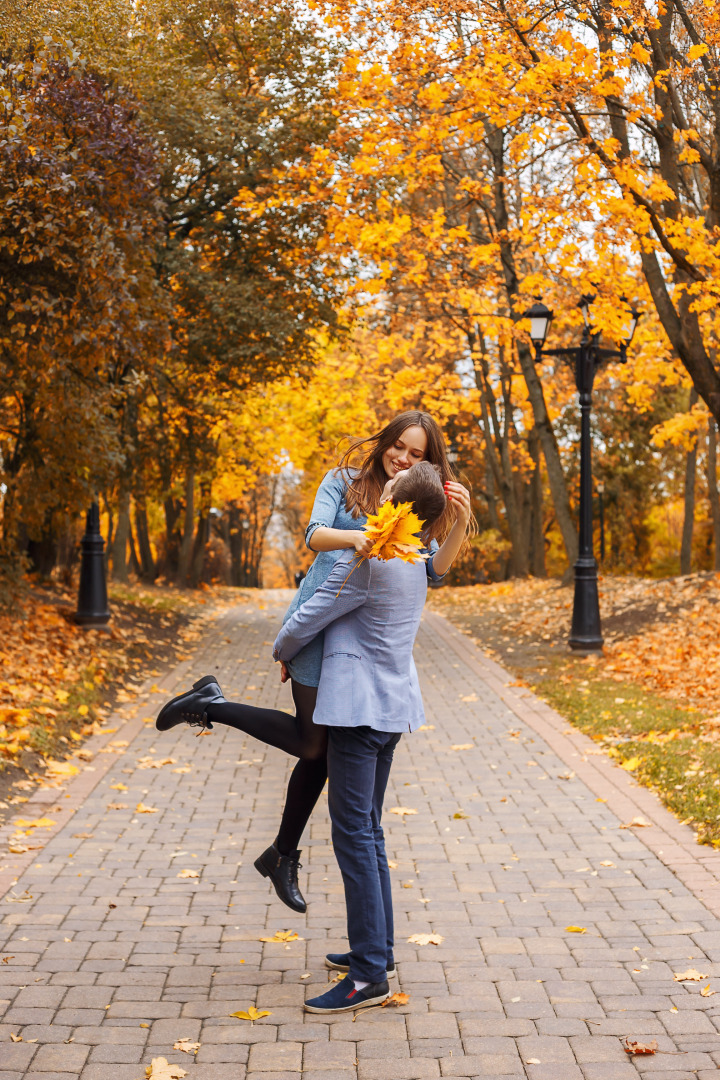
[337,501,427,595]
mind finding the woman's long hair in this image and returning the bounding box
[336,410,470,544]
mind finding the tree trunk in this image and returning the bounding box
[110,490,131,582]
[528,427,546,577]
[134,501,156,581]
[708,417,720,571]
[176,466,195,584]
[484,123,579,569]
[470,336,529,576]
[680,388,699,575]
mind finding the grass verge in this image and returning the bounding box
[536,663,720,846]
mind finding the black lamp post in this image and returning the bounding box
[525,295,640,651]
[74,501,111,626]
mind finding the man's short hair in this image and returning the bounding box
[391,462,446,529]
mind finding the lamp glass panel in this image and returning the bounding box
[530,315,550,344]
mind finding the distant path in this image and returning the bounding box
[1,591,720,1078]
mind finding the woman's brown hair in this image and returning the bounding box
[336,411,465,544]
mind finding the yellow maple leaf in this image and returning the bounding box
[335,501,428,595]
[14,817,55,830]
[229,1005,272,1021]
[259,930,300,942]
[135,803,159,814]
[565,926,587,934]
[364,500,426,562]
[144,1057,187,1079]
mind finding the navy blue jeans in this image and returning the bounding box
[327,725,401,984]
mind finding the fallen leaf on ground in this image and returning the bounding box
[674,968,707,981]
[10,1032,22,1042]
[72,833,93,839]
[452,811,469,819]
[229,1006,272,1022]
[701,984,716,997]
[144,1057,187,1079]
[620,816,652,828]
[135,803,159,814]
[13,818,55,830]
[259,930,300,942]
[389,807,417,816]
[600,861,615,867]
[407,933,443,946]
[387,860,398,869]
[107,803,128,810]
[173,766,192,774]
[5,890,32,903]
[382,992,410,1007]
[110,783,128,791]
[565,926,587,934]
[1,956,14,963]
[300,973,311,980]
[45,761,79,778]
[173,1039,200,1054]
[177,869,199,879]
[525,1059,541,1065]
[417,724,435,730]
[623,1038,657,1055]
[450,743,473,750]
[620,757,642,771]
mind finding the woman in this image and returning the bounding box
[157,411,473,911]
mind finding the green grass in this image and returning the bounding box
[108,583,197,612]
[537,666,720,846]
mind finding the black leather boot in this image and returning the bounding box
[156,675,226,732]
[254,843,307,913]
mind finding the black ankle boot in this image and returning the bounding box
[156,675,226,732]
[254,844,307,913]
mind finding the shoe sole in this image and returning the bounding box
[303,990,390,1014]
[156,675,218,731]
[324,958,396,979]
[254,856,307,914]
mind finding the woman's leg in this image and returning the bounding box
[274,682,328,855]
[207,679,324,759]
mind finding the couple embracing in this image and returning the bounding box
[156,411,473,1013]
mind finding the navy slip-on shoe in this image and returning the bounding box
[325,952,396,979]
[155,675,226,732]
[304,975,390,1014]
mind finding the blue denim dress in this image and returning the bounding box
[282,468,444,687]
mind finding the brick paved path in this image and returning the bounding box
[3,591,720,1079]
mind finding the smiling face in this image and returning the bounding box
[381,424,428,481]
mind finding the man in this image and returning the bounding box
[272,461,447,1014]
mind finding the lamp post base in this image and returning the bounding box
[569,556,603,652]
[74,503,111,627]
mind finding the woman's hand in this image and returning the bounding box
[349,529,373,557]
[279,661,290,683]
[444,481,472,528]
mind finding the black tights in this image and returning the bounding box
[207,681,327,855]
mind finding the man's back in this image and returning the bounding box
[274,550,428,731]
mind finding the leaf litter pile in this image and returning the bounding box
[0,581,229,820]
[430,573,720,845]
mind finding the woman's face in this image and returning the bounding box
[381,425,428,481]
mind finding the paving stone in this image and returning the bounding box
[28,1042,90,1071]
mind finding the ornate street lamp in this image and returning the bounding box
[525,294,641,651]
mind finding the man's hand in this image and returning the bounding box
[279,661,290,683]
